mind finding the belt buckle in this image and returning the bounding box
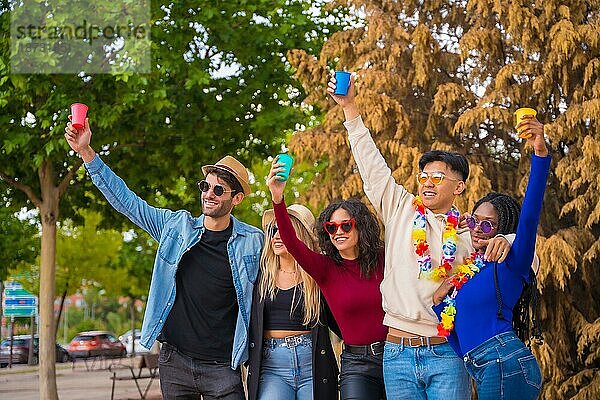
[407,336,425,347]
[284,336,301,348]
[369,342,382,356]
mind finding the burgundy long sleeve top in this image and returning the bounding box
[274,200,388,345]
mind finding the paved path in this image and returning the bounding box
[0,358,161,400]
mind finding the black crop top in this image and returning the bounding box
[264,285,309,331]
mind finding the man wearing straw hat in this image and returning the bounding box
[65,118,263,399]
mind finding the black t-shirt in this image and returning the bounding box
[159,223,237,362]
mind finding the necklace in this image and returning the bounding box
[278,267,296,275]
[437,252,485,337]
[412,196,459,281]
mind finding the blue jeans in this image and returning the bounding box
[158,342,244,400]
[257,334,313,400]
[463,331,542,400]
[383,341,470,400]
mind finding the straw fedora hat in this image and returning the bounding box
[201,155,252,196]
[262,204,315,235]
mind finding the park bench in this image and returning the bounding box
[109,353,159,400]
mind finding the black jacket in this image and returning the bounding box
[247,277,339,400]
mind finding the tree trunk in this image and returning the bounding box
[39,160,59,400]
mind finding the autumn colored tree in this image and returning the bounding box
[0,1,346,398]
[288,1,599,398]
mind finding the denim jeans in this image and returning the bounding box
[257,334,313,400]
[339,349,386,400]
[158,342,245,400]
[383,341,470,400]
[463,331,542,400]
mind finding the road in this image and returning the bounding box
[0,358,162,400]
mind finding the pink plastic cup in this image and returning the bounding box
[70,103,88,130]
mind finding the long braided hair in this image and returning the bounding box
[473,192,543,346]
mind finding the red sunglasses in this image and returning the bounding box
[323,219,356,235]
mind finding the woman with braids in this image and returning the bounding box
[247,204,339,400]
[431,114,550,399]
[266,158,388,400]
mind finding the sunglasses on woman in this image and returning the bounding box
[268,224,279,237]
[466,216,495,234]
[198,180,235,197]
[415,171,459,186]
[323,219,356,235]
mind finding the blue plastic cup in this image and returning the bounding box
[334,71,351,96]
[276,154,293,181]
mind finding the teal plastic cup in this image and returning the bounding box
[276,154,294,181]
[334,71,351,95]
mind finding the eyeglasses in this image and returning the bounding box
[198,180,235,197]
[268,224,279,237]
[323,219,356,235]
[416,171,459,186]
[466,216,495,234]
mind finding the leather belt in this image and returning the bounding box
[344,341,385,356]
[386,334,447,347]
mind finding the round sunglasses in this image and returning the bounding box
[466,216,495,234]
[198,180,236,197]
[323,219,356,235]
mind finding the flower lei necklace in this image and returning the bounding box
[437,252,485,337]
[412,196,459,281]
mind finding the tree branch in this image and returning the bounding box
[57,158,84,197]
[0,170,42,208]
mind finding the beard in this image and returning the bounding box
[202,197,234,218]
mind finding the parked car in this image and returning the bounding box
[118,329,150,355]
[0,335,72,367]
[67,331,126,359]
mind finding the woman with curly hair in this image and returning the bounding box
[267,158,388,400]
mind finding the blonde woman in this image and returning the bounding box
[247,204,339,400]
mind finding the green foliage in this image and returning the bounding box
[0,207,39,281]
[71,319,104,336]
[0,1,348,395]
[110,228,156,300]
[55,210,123,295]
[13,210,123,296]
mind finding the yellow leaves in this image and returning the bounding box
[411,24,439,87]
[536,228,595,291]
[458,26,503,65]
[548,19,579,63]
[457,163,492,214]
[583,58,600,90]
[554,369,600,400]
[453,105,508,136]
[426,83,474,139]
[584,239,600,263]
[577,319,600,365]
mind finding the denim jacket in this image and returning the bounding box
[84,155,264,369]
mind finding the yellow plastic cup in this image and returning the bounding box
[514,108,537,138]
